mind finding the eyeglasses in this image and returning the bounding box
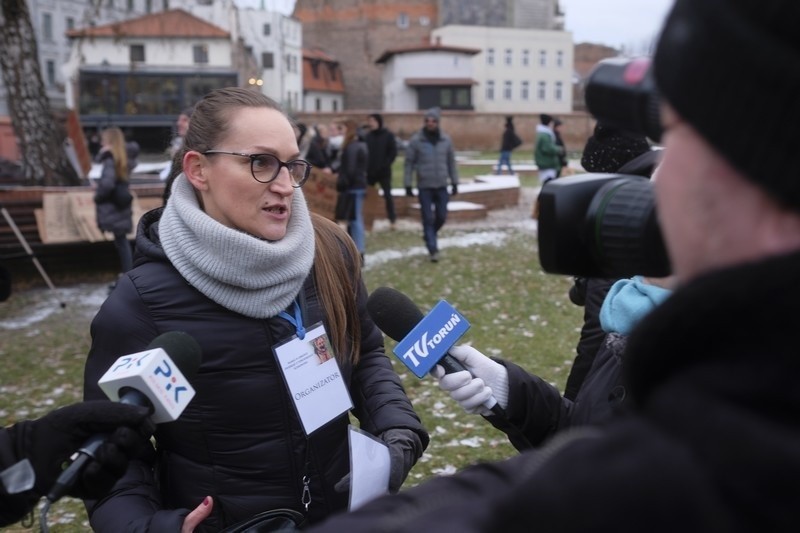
[202,150,312,188]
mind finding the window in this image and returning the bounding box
[107,0,114,7]
[66,17,75,31]
[522,49,530,66]
[130,44,145,63]
[486,48,494,66]
[454,88,470,107]
[397,12,409,29]
[504,48,512,66]
[262,52,274,69]
[486,80,495,100]
[263,24,271,36]
[537,81,546,100]
[315,98,321,111]
[555,81,563,101]
[420,16,430,26]
[45,60,56,86]
[521,81,530,100]
[42,13,53,41]
[193,45,208,64]
[145,0,152,13]
[503,80,512,100]
[127,0,134,11]
[332,100,338,112]
[441,88,453,107]
[557,50,564,68]
[539,49,547,67]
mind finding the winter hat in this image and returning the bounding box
[581,122,652,174]
[654,0,800,211]
[425,107,441,121]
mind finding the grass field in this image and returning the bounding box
[0,179,584,532]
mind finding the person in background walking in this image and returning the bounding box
[365,113,399,229]
[305,123,334,173]
[552,118,568,177]
[496,116,522,175]
[335,119,369,260]
[403,107,459,263]
[93,126,134,277]
[532,113,561,218]
[534,113,559,186]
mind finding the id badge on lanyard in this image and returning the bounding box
[274,300,353,435]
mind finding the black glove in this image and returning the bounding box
[8,401,154,499]
[381,428,424,493]
[450,184,458,196]
[405,187,415,197]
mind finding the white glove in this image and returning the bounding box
[432,345,509,416]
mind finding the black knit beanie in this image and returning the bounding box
[581,122,652,174]
[654,0,800,211]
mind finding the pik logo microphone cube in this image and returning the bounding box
[393,300,470,378]
[98,347,196,423]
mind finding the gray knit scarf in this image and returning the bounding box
[159,174,315,319]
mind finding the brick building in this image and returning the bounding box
[293,0,562,110]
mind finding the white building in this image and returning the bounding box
[236,8,303,113]
[376,42,480,112]
[433,25,573,114]
[0,0,175,116]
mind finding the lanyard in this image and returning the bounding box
[278,299,306,339]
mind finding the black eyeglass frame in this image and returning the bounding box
[202,150,312,188]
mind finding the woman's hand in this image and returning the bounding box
[181,496,213,533]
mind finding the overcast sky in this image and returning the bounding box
[234,0,675,52]
[560,0,674,51]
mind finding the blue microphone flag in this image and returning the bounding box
[393,300,470,378]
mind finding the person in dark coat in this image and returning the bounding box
[335,119,369,258]
[93,126,134,274]
[302,0,800,530]
[82,88,428,532]
[563,123,655,399]
[495,116,522,175]
[364,113,399,228]
[431,274,671,451]
[305,123,334,173]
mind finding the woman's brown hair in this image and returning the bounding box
[311,212,362,365]
[101,127,129,182]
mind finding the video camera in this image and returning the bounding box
[537,57,670,278]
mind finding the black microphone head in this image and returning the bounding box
[0,263,11,302]
[366,287,425,342]
[147,331,202,378]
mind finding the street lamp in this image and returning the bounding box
[248,77,263,89]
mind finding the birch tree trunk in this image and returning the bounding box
[0,0,80,185]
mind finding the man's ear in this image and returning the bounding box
[183,151,208,190]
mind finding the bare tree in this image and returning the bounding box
[0,0,80,185]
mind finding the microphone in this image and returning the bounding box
[45,331,202,503]
[366,286,507,419]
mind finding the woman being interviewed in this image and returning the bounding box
[82,87,428,532]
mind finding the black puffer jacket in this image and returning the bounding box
[486,329,627,451]
[93,150,133,235]
[365,127,397,185]
[305,250,800,532]
[82,208,428,532]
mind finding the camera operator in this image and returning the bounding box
[1,402,154,526]
[303,0,800,530]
